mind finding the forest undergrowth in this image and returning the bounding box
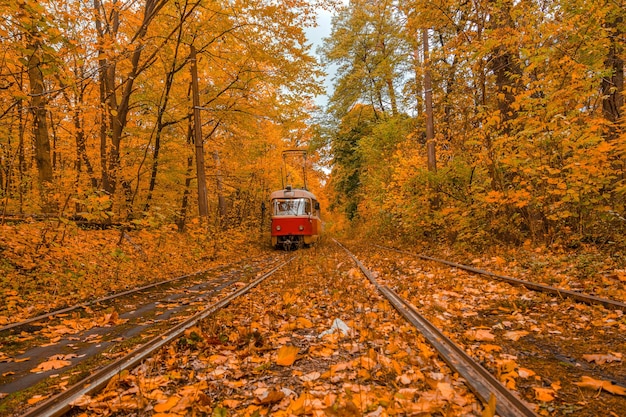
[0,221,267,326]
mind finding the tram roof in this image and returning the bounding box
[270,187,317,200]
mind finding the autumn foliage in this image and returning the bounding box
[320,0,625,247]
[0,0,325,229]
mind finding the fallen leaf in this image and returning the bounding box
[436,382,454,400]
[574,376,626,396]
[504,330,529,341]
[223,399,240,408]
[582,353,622,364]
[30,359,71,373]
[518,368,536,378]
[533,387,555,402]
[256,388,285,404]
[27,395,49,405]
[482,393,496,417]
[153,396,179,412]
[466,329,495,342]
[296,317,313,328]
[276,345,299,366]
[300,371,321,382]
[480,344,502,352]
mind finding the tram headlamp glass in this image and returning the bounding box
[276,225,281,231]
[298,225,304,231]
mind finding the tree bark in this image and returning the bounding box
[423,29,436,173]
[26,39,55,211]
[190,45,209,218]
[602,15,623,140]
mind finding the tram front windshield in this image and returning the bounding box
[273,198,311,216]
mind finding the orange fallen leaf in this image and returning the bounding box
[574,376,626,396]
[223,399,241,408]
[276,345,299,366]
[27,395,49,405]
[436,382,454,400]
[466,329,495,342]
[256,388,285,404]
[582,353,622,364]
[296,317,313,328]
[533,387,555,402]
[153,396,179,412]
[287,393,315,415]
[518,368,536,378]
[30,359,71,373]
[504,330,529,341]
[480,344,502,353]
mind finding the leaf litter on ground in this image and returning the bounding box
[71,244,485,416]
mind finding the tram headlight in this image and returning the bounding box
[298,225,304,231]
[276,225,281,231]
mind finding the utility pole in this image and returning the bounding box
[190,45,209,218]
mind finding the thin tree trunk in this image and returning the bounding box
[190,45,209,218]
[602,15,623,140]
[423,29,436,173]
[27,39,55,212]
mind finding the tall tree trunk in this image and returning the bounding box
[423,29,436,173]
[602,14,623,140]
[27,39,55,212]
[190,45,209,218]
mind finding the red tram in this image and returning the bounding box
[270,185,321,249]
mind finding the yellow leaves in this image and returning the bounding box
[574,376,626,396]
[275,345,299,366]
[495,359,518,390]
[282,317,314,331]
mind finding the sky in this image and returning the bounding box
[304,8,335,108]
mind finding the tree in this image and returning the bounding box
[322,0,407,118]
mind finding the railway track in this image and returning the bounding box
[374,244,626,310]
[336,240,538,417]
[340,241,626,416]
[0,255,292,416]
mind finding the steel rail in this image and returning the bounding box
[374,244,626,311]
[335,240,538,417]
[1,255,283,333]
[20,256,295,417]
